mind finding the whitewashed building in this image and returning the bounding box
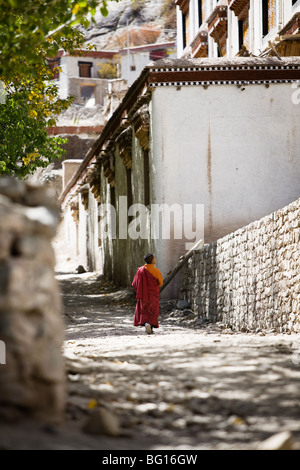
[59,56,300,297]
[48,49,118,106]
[119,41,177,86]
[176,0,300,59]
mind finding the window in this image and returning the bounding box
[238,20,244,49]
[262,0,269,36]
[80,85,96,106]
[78,61,93,78]
[110,185,116,208]
[177,0,191,52]
[262,0,277,37]
[198,0,203,28]
[183,12,190,49]
[127,168,133,224]
[238,18,249,50]
[182,13,187,49]
[144,149,150,207]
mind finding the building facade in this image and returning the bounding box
[176,0,300,59]
[119,42,177,86]
[59,57,300,297]
[46,51,129,181]
[48,49,118,106]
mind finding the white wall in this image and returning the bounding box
[121,52,151,86]
[121,49,177,86]
[62,55,102,79]
[76,193,88,268]
[58,56,69,100]
[151,82,300,287]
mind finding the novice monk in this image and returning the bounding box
[132,253,163,334]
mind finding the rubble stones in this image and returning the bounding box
[1,273,300,449]
[176,299,190,310]
[76,265,87,274]
[0,177,65,424]
[180,198,300,333]
[82,407,121,437]
[257,431,295,450]
[59,274,300,450]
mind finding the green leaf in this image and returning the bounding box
[8,0,19,7]
[100,5,109,16]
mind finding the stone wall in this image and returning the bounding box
[0,177,65,423]
[180,198,300,333]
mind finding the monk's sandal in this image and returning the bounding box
[145,323,153,334]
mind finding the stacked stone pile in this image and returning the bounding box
[180,198,300,333]
[0,177,65,423]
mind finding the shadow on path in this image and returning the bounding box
[59,273,300,450]
[1,273,299,450]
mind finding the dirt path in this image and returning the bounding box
[1,272,300,450]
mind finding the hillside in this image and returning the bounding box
[82,0,176,50]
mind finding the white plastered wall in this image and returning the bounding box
[150,82,300,294]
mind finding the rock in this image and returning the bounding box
[82,0,176,49]
[23,184,59,209]
[82,407,121,437]
[0,177,65,424]
[179,197,300,334]
[182,308,195,316]
[198,317,210,325]
[12,235,56,267]
[76,265,86,274]
[0,231,14,262]
[23,206,61,238]
[0,177,26,202]
[176,299,190,310]
[257,431,295,450]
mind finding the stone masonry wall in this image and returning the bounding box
[0,177,65,423]
[180,198,300,333]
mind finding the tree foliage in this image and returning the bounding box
[0,62,73,177]
[98,59,119,79]
[0,0,120,78]
[0,0,121,178]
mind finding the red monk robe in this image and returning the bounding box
[132,265,162,328]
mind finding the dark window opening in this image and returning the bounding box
[198,0,203,28]
[144,149,150,207]
[79,61,93,78]
[238,20,244,49]
[80,85,95,105]
[182,13,187,49]
[127,168,133,224]
[110,185,116,208]
[262,0,269,37]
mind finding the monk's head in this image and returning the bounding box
[144,253,155,264]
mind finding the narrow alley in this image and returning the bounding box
[2,272,299,450]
